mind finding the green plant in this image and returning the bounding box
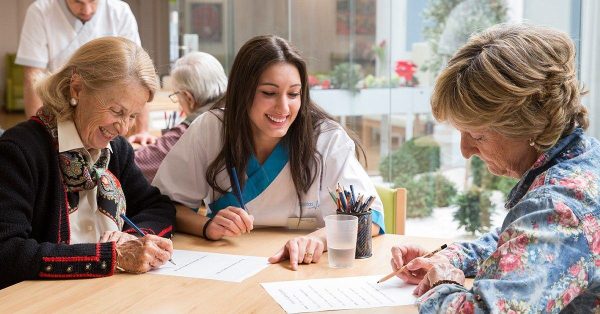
[360,74,400,89]
[422,0,507,75]
[453,187,493,235]
[398,173,457,218]
[402,176,434,218]
[471,156,517,196]
[430,174,457,207]
[379,136,441,181]
[330,62,363,92]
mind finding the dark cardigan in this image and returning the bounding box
[0,119,176,289]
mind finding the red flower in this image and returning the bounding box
[591,232,600,255]
[568,263,581,277]
[499,253,522,273]
[555,202,579,227]
[562,283,581,305]
[321,79,331,89]
[308,75,320,87]
[546,299,555,312]
[395,60,417,83]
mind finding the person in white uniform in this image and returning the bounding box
[153,35,385,270]
[16,0,140,118]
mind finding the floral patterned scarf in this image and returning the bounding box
[35,107,125,223]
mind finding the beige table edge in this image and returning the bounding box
[0,229,461,313]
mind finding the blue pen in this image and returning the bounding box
[230,167,248,212]
[120,213,176,265]
[349,185,356,205]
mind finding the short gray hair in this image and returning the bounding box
[170,52,227,107]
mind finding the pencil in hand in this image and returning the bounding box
[377,244,447,284]
[120,213,176,266]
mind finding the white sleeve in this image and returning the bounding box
[319,127,385,231]
[117,3,141,45]
[152,113,213,208]
[15,4,48,69]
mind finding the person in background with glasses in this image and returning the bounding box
[152,35,385,271]
[134,52,227,182]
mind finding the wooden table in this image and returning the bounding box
[0,230,449,313]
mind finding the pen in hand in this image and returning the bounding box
[377,244,447,284]
[120,213,176,266]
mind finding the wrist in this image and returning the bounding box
[430,279,463,289]
[202,218,216,241]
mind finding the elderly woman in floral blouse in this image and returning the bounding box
[388,24,600,313]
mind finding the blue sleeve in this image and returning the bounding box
[418,193,596,313]
[438,229,499,277]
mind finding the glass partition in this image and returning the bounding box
[174,0,582,239]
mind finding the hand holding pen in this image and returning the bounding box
[201,168,254,241]
[121,214,176,265]
[114,214,175,273]
[379,244,448,284]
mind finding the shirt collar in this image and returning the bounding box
[57,119,112,153]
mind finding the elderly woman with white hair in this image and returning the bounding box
[134,52,227,182]
[0,37,175,288]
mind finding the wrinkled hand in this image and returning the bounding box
[205,207,254,240]
[116,235,173,273]
[390,244,452,285]
[128,132,157,147]
[100,230,138,245]
[268,236,325,270]
[414,263,465,296]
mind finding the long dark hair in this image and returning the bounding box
[206,35,364,196]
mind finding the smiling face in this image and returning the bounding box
[457,127,539,178]
[70,77,149,149]
[248,62,302,156]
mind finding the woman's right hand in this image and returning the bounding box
[116,234,173,273]
[205,206,254,240]
[390,244,452,284]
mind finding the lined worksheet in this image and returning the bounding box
[149,249,269,282]
[261,275,416,313]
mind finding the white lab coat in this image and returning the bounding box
[16,0,140,72]
[152,110,385,231]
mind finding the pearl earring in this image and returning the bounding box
[529,139,536,147]
[69,98,78,107]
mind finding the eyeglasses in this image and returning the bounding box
[168,91,181,103]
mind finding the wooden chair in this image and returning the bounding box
[375,185,407,235]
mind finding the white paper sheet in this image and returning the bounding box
[261,275,416,313]
[149,249,269,282]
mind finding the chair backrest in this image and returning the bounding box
[375,185,407,235]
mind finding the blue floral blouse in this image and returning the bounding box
[418,129,600,313]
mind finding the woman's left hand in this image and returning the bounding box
[268,236,325,270]
[414,263,465,296]
[100,231,138,245]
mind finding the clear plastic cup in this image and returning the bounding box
[325,214,358,268]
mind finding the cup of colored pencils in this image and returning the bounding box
[328,183,374,259]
